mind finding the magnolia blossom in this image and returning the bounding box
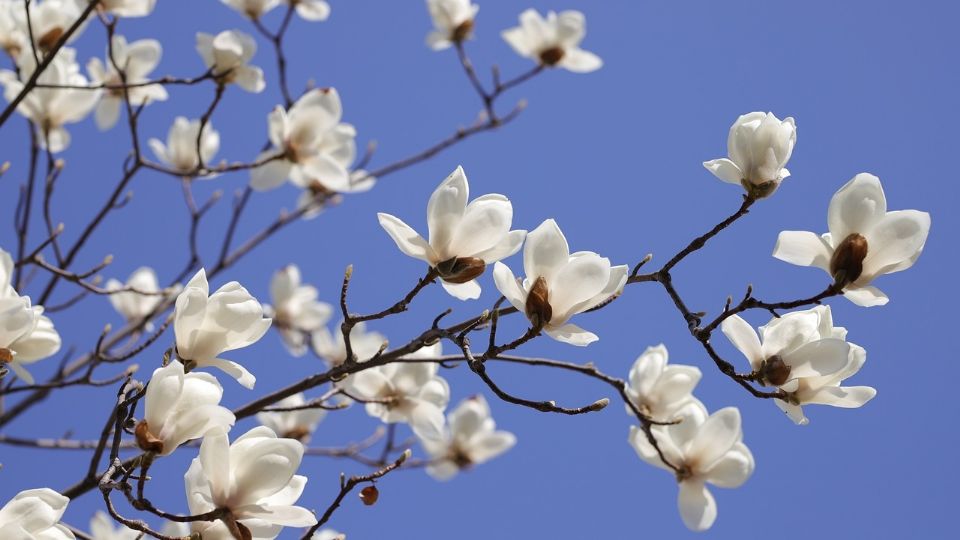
[196,30,265,92]
[625,344,702,419]
[88,36,168,130]
[287,0,330,20]
[256,392,326,443]
[265,264,333,356]
[89,511,138,540]
[160,522,190,537]
[722,305,875,425]
[312,320,385,366]
[703,112,797,198]
[630,403,754,531]
[0,488,74,539]
[148,116,221,173]
[185,427,317,539]
[221,0,281,19]
[0,47,99,152]
[100,0,156,17]
[378,166,526,300]
[17,0,85,51]
[106,266,165,330]
[342,342,449,440]
[135,361,235,456]
[421,395,516,480]
[501,9,602,72]
[773,173,931,307]
[0,295,61,385]
[425,0,479,50]
[0,1,27,58]
[493,219,626,346]
[173,269,272,389]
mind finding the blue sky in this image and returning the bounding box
[1,0,957,538]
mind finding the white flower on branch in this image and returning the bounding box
[185,426,317,539]
[287,0,331,21]
[703,112,796,198]
[629,403,754,532]
[88,35,168,130]
[493,219,626,346]
[0,47,99,153]
[265,264,333,356]
[501,9,602,72]
[89,510,138,540]
[0,2,27,59]
[135,361,235,456]
[196,29,266,93]
[420,394,516,480]
[378,166,526,300]
[173,269,272,389]
[221,0,281,20]
[16,0,86,52]
[99,0,156,18]
[426,0,479,50]
[722,305,876,425]
[773,173,930,307]
[105,266,165,330]
[0,488,74,539]
[256,392,326,443]
[312,320,385,366]
[148,116,221,174]
[0,249,61,384]
[625,344,702,419]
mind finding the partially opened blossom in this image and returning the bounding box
[105,267,165,330]
[89,511,138,540]
[185,427,317,539]
[0,295,61,384]
[421,395,516,480]
[703,112,797,198]
[196,30,265,92]
[625,344,702,419]
[501,9,602,72]
[492,219,627,346]
[100,0,156,18]
[629,403,754,531]
[220,0,281,19]
[0,488,74,539]
[722,306,875,425]
[378,166,526,300]
[173,269,272,389]
[773,173,931,307]
[312,320,385,366]
[425,0,479,50]
[135,361,235,456]
[265,264,333,356]
[256,393,326,443]
[88,36,168,130]
[148,116,220,174]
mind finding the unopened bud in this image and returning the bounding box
[539,46,566,66]
[134,420,163,453]
[524,276,552,329]
[588,398,610,412]
[760,355,791,387]
[359,485,379,506]
[435,257,486,284]
[830,233,868,287]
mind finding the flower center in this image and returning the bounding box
[524,276,553,329]
[830,233,868,287]
[435,257,485,284]
[538,46,565,66]
[134,420,164,453]
[759,355,791,387]
[37,27,64,52]
[0,348,12,364]
[451,20,474,43]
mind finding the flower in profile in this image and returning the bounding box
[220,0,280,19]
[378,166,526,300]
[312,320,385,366]
[501,9,602,72]
[105,267,166,331]
[0,295,61,385]
[265,265,333,356]
[492,219,626,346]
[703,112,797,198]
[184,427,317,539]
[148,116,221,174]
[629,403,754,531]
[135,361,235,456]
[256,392,326,443]
[722,305,875,425]
[425,0,479,50]
[773,173,930,307]
[173,269,272,389]
[196,29,265,92]
[0,488,74,539]
[420,395,516,480]
[99,0,156,18]
[625,344,702,419]
[89,511,138,540]
[88,35,168,130]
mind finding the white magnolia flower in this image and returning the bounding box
[0,1,27,58]
[0,488,74,539]
[160,521,190,537]
[493,219,627,346]
[256,392,326,443]
[722,305,875,425]
[17,0,85,51]
[312,320,385,366]
[773,173,931,307]
[89,511,138,540]
[173,269,271,389]
[703,112,797,198]
[501,9,601,72]
[421,395,516,481]
[629,403,754,532]
[625,344,702,419]
[221,0,281,19]
[0,47,99,152]
[100,0,156,17]
[105,267,165,330]
[342,342,450,440]
[265,264,333,356]
[148,116,221,174]
[0,295,61,385]
[196,30,265,93]
[378,166,526,301]
[425,0,479,50]
[135,361,235,456]
[287,0,330,20]
[88,35,168,130]
[185,427,317,539]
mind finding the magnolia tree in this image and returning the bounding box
[0,0,932,538]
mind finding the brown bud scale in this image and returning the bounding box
[761,355,792,387]
[360,485,379,506]
[525,276,553,329]
[134,420,164,453]
[539,47,566,66]
[435,257,486,284]
[830,233,869,287]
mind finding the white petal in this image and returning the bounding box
[678,481,718,532]
[296,0,330,21]
[703,443,754,488]
[250,155,292,191]
[772,230,833,271]
[861,210,930,281]
[473,229,526,264]
[782,338,850,379]
[204,358,256,389]
[559,48,602,73]
[440,279,481,300]
[828,173,887,240]
[703,158,743,184]
[686,407,741,471]
[427,166,469,256]
[720,315,763,369]
[804,386,876,408]
[492,262,526,313]
[544,322,598,346]
[523,219,569,281]
[842,284,889,307]
[377,213,434,263]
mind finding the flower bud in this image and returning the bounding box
[134,420,164,453]
[539,46,566,66]
[829,233,868,287]
[435,257,486,284]
[760,355,791,387]
[360,485,379,506]
[524,276,553,329]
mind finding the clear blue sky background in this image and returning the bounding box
[1,1,957,538]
